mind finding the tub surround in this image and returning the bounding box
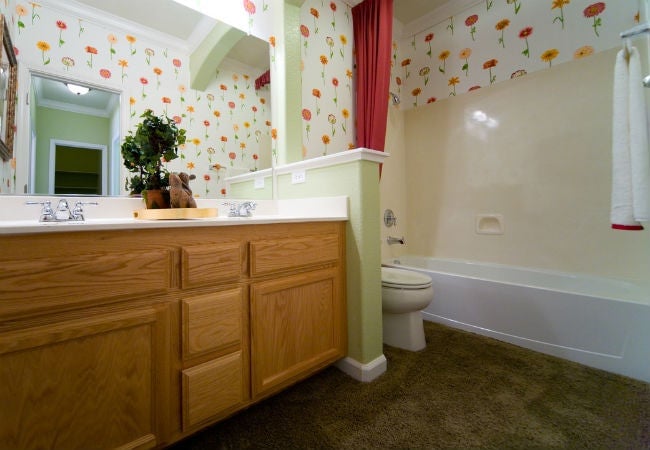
[380,46,650,283]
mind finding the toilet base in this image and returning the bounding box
[382,311,426,351]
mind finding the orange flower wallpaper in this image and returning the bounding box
[0,0,272,197]
[391,1,640,110]
[301,0,355,159]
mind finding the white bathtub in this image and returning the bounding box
[383,256,650,382]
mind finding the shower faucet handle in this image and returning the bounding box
[384,209,397,227]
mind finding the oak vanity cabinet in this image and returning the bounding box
[249,227,347,400]
[0,231,173,450]
[0,221,346,449]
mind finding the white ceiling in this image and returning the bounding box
[33,75,118,118]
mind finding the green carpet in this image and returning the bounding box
[170,321,650,449]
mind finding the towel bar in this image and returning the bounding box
[620,23,650,39]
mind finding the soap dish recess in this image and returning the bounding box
[475,214,504,235]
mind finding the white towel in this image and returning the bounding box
[611,45,650,230]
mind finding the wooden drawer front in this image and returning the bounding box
[182,288,243,360]
[249,233,339,277]
[0,249,172,318]
[182,242,243,289]
[182,352,244,429]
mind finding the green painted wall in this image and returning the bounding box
[228,176,273,199]
[34,106,110,194]
[276,159,383,365]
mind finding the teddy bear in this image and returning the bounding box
[169,172,197,208]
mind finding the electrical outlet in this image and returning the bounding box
[254,177,265,189]
[291,170,306,184]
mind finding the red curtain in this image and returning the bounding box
[352,0,393,154]
[255,70,270,90]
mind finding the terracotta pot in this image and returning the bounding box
[142,189,170,209]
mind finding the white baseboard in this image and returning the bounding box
[335,354,387,382]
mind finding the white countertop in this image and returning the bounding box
[0,196,349,235]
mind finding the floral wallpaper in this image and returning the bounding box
[392,0,642,110]
[300,0,355,159]
[0,0,273,197]
[1,0,645,194]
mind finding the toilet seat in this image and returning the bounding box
[381,267,432,290]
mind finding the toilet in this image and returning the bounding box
[381,267,434,351]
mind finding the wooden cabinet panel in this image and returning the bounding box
[0,304,169,450]
[182,287,244,360]
[250,267,345,399]
[0,249,172,319]
[182,242,243,289]
[182,352,245,430]
[250,233,340,277]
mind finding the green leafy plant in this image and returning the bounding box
[122,109,187,194]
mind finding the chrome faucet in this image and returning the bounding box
[26,199,98,222]
[55,199,72,220]
[226,201,257,217]
[386,236,406,245]
[25,200,55,222]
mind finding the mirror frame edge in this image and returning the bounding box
[0,14,17,162]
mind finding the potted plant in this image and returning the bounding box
[122,109,187,208]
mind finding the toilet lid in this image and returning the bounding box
[381,267,432,289]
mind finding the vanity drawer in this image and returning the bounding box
[182,351,245,429]
[0,249,172,318]
[181,242,243,289]
[249,233,340,277]
[181,287,244,360]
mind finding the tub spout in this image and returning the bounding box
[387,236,405,245]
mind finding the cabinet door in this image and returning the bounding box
[250,267,345,399]
[0,303,170,450]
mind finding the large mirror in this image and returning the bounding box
[27,73,121,195]
[0,15,17,162]
[10,0,271,197]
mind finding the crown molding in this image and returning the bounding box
[399,0,481,39]
[36,97,112,118]
[37,0,214,54]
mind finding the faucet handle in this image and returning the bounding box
[71,201,98,221]
[26,200,55,222]
[26,200,52,211]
